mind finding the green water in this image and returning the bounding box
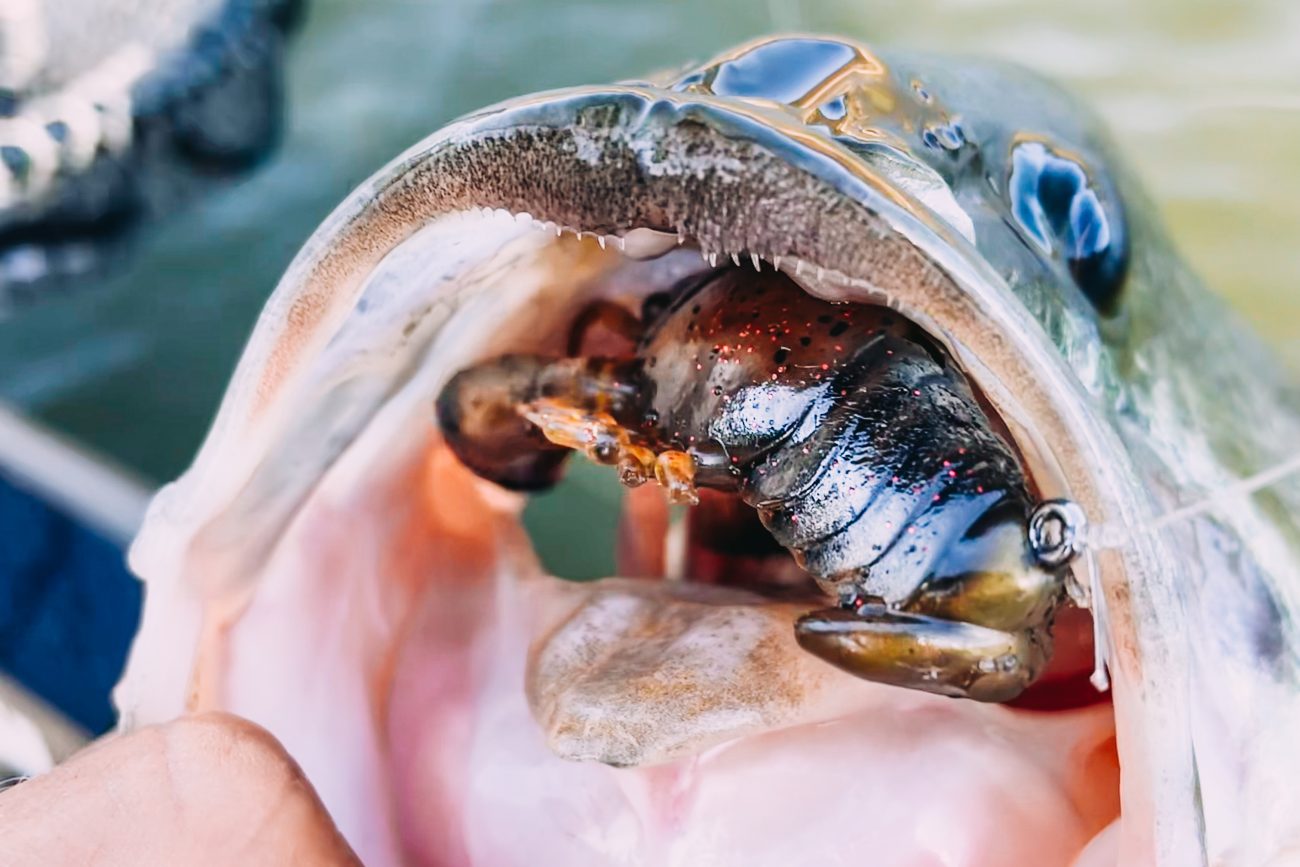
[1,0,1296,486]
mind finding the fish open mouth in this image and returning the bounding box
[407,222,1120,865]
[117,79,1147,866]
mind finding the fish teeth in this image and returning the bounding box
[731,253,741,267]
[750,252,762,271]
[622,228,678,259]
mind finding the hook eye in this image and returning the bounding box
[1028,499,1087,569]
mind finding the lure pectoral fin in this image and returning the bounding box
[794,605,1047,702]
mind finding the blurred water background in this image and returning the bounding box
[2,0,1298,477]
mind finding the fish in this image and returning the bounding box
[112,35,1300,866]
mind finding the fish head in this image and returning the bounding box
[114,35,1300,867]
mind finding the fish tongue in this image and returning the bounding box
[525,577,872,767]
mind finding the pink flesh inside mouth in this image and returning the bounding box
[171,233,1124,867]
[248,433,1120,867]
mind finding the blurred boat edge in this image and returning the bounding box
[0,401,150,762]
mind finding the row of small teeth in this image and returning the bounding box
[475,208,859,286]
[468,207,900,312]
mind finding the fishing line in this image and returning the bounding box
[1088,452,1300,552]
[1075,452,1300,692]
